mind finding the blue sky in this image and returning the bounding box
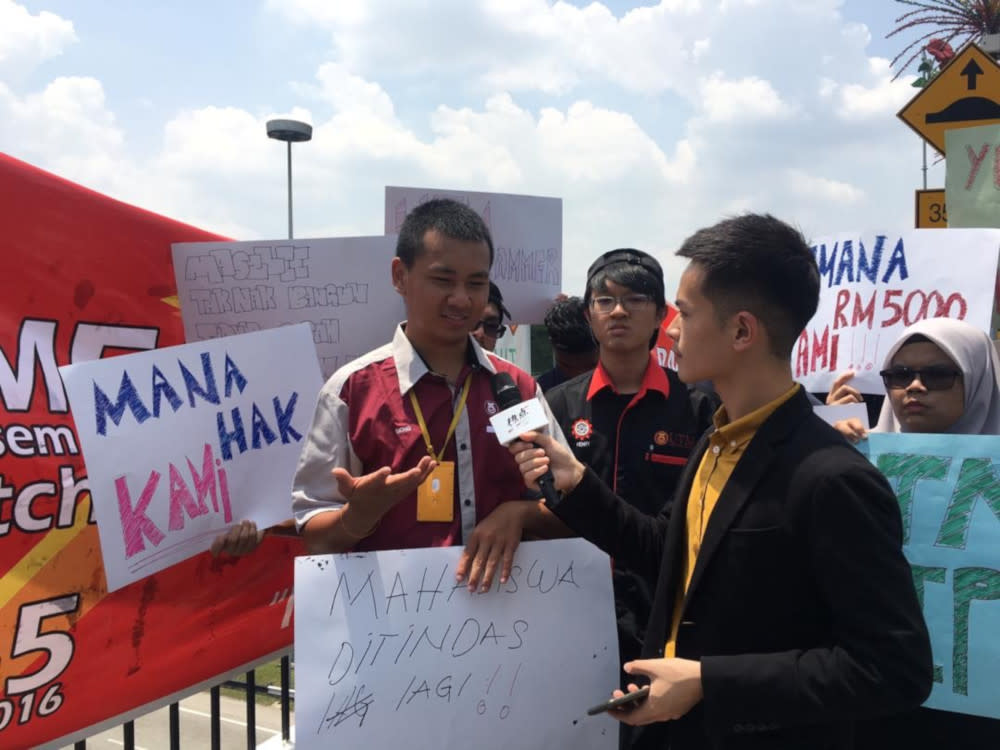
[2,0,947,298]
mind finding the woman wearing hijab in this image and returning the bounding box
[835,317,1000,440]
[838,318,1000,749]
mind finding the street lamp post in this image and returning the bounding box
[266,118,313,240]
[264,118,311,744]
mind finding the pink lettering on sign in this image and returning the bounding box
[115,442,233,558]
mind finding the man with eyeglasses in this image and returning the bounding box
[548,248,716,750]
[471,281,510,352]
[468,248,716,750]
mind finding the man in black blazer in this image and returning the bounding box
[511,214,932,749]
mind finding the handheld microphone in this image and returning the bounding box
[490,372,561,508]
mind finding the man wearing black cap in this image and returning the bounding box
[466,249,717,749]
[544,248,716,749]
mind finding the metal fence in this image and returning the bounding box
[70,655,294,750]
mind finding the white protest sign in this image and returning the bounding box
[385,186,562,324]
[294,538,619,750]
[795,229,1000,393]
[60,324,322,591]
[171,236,404,379]
[493,322,532,374]
[812,402,869,430]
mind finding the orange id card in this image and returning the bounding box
[416,460,455,522]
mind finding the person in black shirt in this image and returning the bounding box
[544,249,715,750]
[536,295,598,392]
[465,249,715,750]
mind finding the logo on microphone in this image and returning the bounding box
[571,418,593,441]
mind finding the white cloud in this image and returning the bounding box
[0,0,75,78]
[787,169,865,204]
[699,73,791,122]
[832,57,917,119]
[0,0,948,298]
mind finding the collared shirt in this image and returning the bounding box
[292,324,566,550]
[664,383,800,657]
[548,353,715,516]
[544,353,716,679]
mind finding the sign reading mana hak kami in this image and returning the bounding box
[60,324,322,591]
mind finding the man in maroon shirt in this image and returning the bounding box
[289,199,566,586]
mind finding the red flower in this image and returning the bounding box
[926,38,955,64]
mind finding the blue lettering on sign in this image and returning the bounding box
[94,351,249,435]
[812,236,910,289]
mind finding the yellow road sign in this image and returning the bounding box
[915,189,947,228]
[898,43,1000,155]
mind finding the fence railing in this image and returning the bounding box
[69,654,294,749]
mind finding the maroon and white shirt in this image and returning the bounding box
[292,324,566,550]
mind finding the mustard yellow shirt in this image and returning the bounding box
[664,384,800,658]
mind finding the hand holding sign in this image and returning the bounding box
[826,370,864,405]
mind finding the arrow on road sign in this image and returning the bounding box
[962,59,984,90]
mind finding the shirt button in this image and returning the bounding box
[712,445,721,455]
[460,442,467,450]
[729,440,737,449]
[464,499,472,507]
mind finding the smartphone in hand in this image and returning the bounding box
[586,685,650,716]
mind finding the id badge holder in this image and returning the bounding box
[416,460,455,522]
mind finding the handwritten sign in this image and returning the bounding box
[946,124,1000,229]
[59,324,322,590]
[794,229,1000,393]
[172,236,404,378]
[294,538,619,750]
[493,322,532,374]
[867,433,1000,719]
[812,402,869,429]
[385,186,562,324]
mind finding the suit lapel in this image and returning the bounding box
[681,389,810,608]
[650,430,711,645]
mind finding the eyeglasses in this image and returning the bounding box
[589,294,653,314]
[879,365,962,391]
[474,319,506,338]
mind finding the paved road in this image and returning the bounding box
[60,691,293,749]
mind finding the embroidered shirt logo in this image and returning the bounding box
[395,425,413,435]
[571,418,593,441]
[654,430,669,446]
[485,400,499,415]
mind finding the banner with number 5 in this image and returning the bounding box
[0,154,298,748]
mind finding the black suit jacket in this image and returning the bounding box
[552,388,932,749]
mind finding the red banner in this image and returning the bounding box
[653,302,679,368]
[0,153,299,748]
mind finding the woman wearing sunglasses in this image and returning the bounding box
[837,317,1000,750]
[835,317,1000,442]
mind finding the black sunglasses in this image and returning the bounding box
[475,319,507,338]
[879,365,962,391]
